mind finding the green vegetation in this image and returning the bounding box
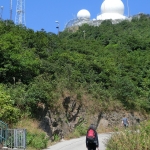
[67,122,88,139]
[14,119,49,150]
[53,134,61,142]
[106,121,150,150]
[27,132,49,149]
[1,14,150,148]
[0,84,20,124]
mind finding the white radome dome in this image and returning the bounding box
[97,0,126,20]
[101,0,124,15]
[77,9,91,19]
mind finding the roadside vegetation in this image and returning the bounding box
[106,121,150,150]
[14,119,49,150]
[0,13,150,149]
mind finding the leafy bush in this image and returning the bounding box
[0,84,20,124]
[7,83,28,111]
[74,123,88,137]
[77,124,87,136]
[53,134,60,142]
[27,132,49,149]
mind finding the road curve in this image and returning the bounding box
[43,133,111,150]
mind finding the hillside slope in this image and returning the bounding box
[0,14,150,149]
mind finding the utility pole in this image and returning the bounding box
[83,30,85,39]
[15,0,26,25]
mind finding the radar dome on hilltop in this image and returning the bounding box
[101,0,124,14]
[77,9,91,20]
[65,0,129,29]
[97,0,126,20]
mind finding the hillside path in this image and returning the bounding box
[43,133,112,150]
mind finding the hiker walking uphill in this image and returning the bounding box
[122,115,130,128]
[86,124,99,150]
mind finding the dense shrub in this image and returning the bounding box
[0,84,20,125]
[0,14,150,123]
[27,132,49,149]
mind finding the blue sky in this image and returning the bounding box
[0,0,150,34]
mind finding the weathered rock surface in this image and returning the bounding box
[39,95,148,140]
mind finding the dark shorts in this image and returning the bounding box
[87,143,97,150]
[124,124,128,128]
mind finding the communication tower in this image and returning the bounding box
[10,0,12,20]
[15,0,26,25]
[0,6,4,20]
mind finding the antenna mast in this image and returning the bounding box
[15,0,26,25]
[0,6,4,20]
[127,0,130,17]
[10,0,12,20]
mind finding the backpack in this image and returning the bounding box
[86,128,96,143]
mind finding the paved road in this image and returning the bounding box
[43,133,112,150]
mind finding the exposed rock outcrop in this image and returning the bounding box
[39,94,148,140]
[40,94,87,139]
[97,111,147,132]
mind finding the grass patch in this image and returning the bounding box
[65,123,88,139]
[13,118,49,150]
[106,121,150,150]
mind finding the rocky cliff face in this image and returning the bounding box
[39,94,148,140]
[97,111,146,132]
[39,94,88,139]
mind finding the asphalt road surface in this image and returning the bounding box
[43,133,112,150]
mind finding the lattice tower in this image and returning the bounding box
[15,0,26,25]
